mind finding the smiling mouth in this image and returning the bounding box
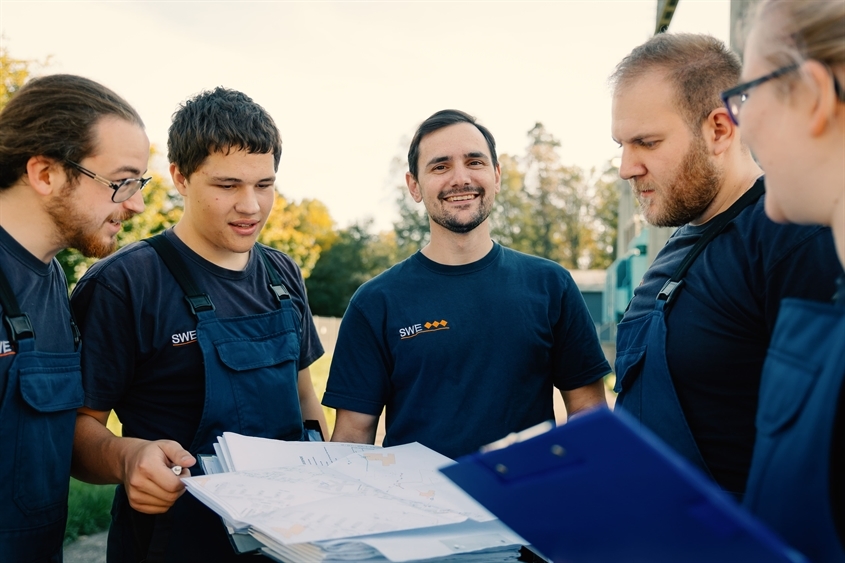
[443,193,479,202]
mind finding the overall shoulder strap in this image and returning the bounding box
[0,264,34,345]
[658,179,765,308]
[145,233,215,316]
[254,244,290,302]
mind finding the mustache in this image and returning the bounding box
[108,210,138,223]
[439,186,484,200]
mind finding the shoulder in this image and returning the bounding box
[729,195,833,264]
[256,244,304,277]
[80,240,160,281]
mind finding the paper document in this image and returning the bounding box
[183,437,529,562]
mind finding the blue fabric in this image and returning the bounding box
[72,228,321,563]
[616,188,842,494]
[743,296,845,562]
[615,299,713,480]
[0,226,83,562]
[323,243,611,460]
[71,228,323,447]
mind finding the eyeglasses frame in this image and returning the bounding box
[720,64,799,125]
[65,160,152,203]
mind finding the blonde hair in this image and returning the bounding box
[752,0,845,80]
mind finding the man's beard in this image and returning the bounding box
[429,187,493,234]
[45,182,131,258]
[632,136,722,227]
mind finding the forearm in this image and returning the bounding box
[71,410,140,485]
[331,409,378,444]
[561,378,608,420]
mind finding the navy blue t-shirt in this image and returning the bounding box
[0,226,76,389]
[322,243,611,459]
[624,192,842,493]
[71,228,324,449]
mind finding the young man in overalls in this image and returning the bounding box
[0,74,149,562]
[610,33,841,499]
[70,87,327,562]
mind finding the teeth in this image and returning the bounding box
[447,195,476,202]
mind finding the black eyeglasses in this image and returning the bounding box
[66,160,152,203]
[721,64,799,125]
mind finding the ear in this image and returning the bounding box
[702,107,736,156]
[24,156,65,196]
[405,171,423,203]
[493,163,502,194]
[803,60,838,137]
[170,163,189,196]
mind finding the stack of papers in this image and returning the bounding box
[182,434,530,563]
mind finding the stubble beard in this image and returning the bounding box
[632,136,723,228]
[430,187,493,234]
[45,181,131,259]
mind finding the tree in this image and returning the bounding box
[389,155,428,260]
[260,194,334,278]
[306,220,397,317]
[0,41,47,111]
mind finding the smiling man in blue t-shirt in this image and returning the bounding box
[323,109,611,459]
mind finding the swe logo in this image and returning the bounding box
[0,340,15,357]
[171,330,197,346]
[398,320,449,340]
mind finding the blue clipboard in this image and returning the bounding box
[439,408,806,563]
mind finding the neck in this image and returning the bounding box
[172,221,251,271]
[0,184,63,263]
[421,221,494,265]
[691,152,763,226]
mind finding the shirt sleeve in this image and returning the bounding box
[552,275,612,391]
[320,298,389,416]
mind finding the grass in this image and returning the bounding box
[63,355,337,545]
[64,479,115,545]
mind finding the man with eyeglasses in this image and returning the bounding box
[609,33,841,499]
[0,74,149,562]
[69,87,327,562]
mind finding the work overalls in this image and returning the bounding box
[108,237,305,562]
[0,266,84,563]
[614,182,765,486]
[744,296,845,563]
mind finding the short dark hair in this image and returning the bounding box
[0,74,144,190]
[407,109,498,179]
[610,33,742,130]
[167,87,282,179]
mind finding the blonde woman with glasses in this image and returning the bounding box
[721,1,845,561]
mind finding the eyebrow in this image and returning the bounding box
[208,176,276,183]
[109,165,146,176]
[424,152,489,168]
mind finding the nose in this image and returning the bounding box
[235,186,262,215]
[451,163,472,187]
[618,147,646,181]
[122,187,146,215]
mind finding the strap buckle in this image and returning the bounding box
[4,313,35,343]
[657,279,685,306]
[185,294,215,315]
[269,283,290,301]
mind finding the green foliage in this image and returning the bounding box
[0,41,48,111]
[64,479,115,545]
[495,124,618,270]
[260,195,334,278]
[306,220,397,317]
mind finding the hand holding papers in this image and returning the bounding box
[182,435,529,562]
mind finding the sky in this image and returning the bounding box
[1,0,730,232]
